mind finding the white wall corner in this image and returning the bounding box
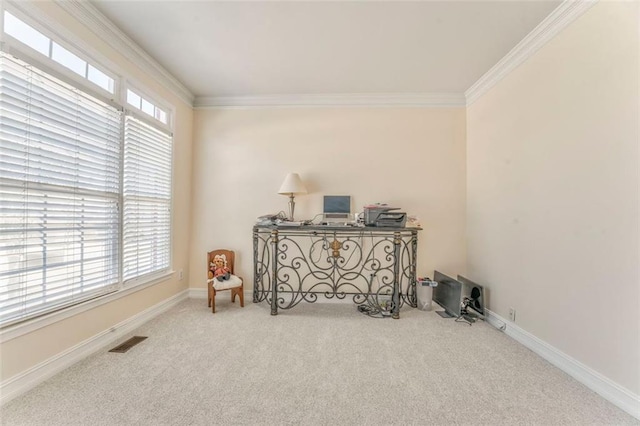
[188,287,208,299]
[194,93,467,109]
[464,0,598,106]
[485,309,640,421]
[0,290,189,406]
[51,0,194,106]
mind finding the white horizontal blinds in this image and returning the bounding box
[122,115,171,281]
[0,52,121,325]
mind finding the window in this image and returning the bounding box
[0,9,174,326]
[123,116,172,281]
[3,11,115,94]
[51,41,86,77]
[3,10,49,56]
[0,52,122,325]
[126,88,169,125]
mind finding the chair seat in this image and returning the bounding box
[208,274,242,290]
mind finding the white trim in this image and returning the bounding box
[123,82,174,133]
[0,271,175,344]
[2,2,121,104]
[3,1,182,127]
[11,0,597,109]
[194,93,467,109]
[0,290,189,406]
[485,309,640,420]
[465,0,598,105]
[188,287,207,299]
[52,0,194,106]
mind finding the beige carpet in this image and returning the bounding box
[1,298,637,425]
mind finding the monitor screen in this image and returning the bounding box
[323,196,351,214]
[433,270,462,318]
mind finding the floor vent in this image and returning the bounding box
[109,336,148,353]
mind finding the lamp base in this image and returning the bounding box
[288,195,296,221]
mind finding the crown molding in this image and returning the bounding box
[14,0,596,110]
[53,0,194,106]
[194,92,466,109]
[465,0,598,106]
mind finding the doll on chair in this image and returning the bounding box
[209,254,231,281]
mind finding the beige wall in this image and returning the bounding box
[5,0,637,408]
[190,107,467,288]
[0,2,193,381]
[466,1,639,394]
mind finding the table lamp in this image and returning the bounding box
[278,173,307,221]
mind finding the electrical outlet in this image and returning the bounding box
[178,269,183,280]
[508,307,516,322]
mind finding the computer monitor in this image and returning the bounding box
[433,270,462,318]
[323,195,351,221]
[458,275,485,318]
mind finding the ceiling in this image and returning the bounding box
[90,1,561,101]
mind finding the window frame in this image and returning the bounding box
[1,8,119,103]
[124,81,175,132]
[121,113,174,288]
[0,2,176,331]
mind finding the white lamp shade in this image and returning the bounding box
[278,173,307,195]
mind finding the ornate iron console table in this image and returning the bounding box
[252,224,421,319]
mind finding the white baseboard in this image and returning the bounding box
[188,287,207,299]
[485,309,640,420]
[0,290,189,406]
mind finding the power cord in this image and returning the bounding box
[308,213,324,225]
[493,317,506,331]
[356,304,389,319]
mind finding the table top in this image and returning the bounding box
[253,223,422,233]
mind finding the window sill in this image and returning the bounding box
[0,270,176,343]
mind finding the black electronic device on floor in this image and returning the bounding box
[433,271,487,326]
[458,275,485,319]
[432,270,462,318]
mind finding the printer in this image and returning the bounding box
[363,204,407,227]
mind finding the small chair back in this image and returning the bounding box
[207,249,236,274]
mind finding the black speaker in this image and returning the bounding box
[458,275,485,317]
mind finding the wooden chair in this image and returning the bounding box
[207,249,244,313]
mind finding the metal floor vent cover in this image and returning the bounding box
[109,336,148,353]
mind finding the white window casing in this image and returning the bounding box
[0,4,175,329]
[0,52,122,326]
